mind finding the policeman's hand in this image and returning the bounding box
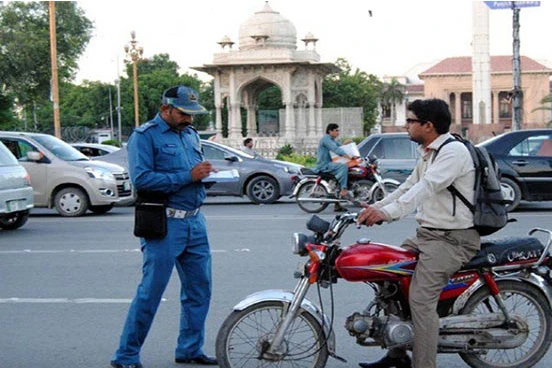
[357,205,387,227]
[191,161,213,182]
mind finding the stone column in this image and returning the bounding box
[284,101,295,139]
[492,91,500,125]
[246,103,257,136]
[229,102,242,138]
[455,93,462,126]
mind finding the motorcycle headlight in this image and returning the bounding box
[292,232,310,256]
[85,166,115,181]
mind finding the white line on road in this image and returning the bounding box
[0,297,167,304]
[0,249,241,255]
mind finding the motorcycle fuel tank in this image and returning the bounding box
[348,165,368,178]
[335,242,418,282]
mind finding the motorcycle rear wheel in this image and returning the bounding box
[216,301,329,368]
[296,182,330,213]
[459,280,552,368]
[371,182,399,203]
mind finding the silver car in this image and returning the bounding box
[97,140,302,204]
[0,132,133,217]
[0,141,34,229]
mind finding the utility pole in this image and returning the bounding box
[511,2,522,130]
[48,1,61,138]
[109,87,114,136]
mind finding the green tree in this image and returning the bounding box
[532,94,552,127]
[323,58,382,135]
[381,78,406,125]
[0,2,93,127]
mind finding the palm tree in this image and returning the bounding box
[381,78,406,125]
[532,94,552,127]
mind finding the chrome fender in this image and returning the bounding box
[292,177,332,197]
[452,273,552,315]
[233,289,336,354]
[368,178,400,199]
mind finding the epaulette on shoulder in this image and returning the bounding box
[135,121,159,133]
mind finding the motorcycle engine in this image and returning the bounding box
[345,313,414,348]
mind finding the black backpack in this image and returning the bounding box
[434,133,509,236]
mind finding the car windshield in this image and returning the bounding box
[33,135,89,161]
[203,141,252,158]
[0,142,18,166]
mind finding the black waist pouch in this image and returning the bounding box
[134,191,168,239]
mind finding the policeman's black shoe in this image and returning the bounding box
[358,354,412,368]
[175,354,218,365]
[110,361,144,368]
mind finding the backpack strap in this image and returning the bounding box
[432,135,475,214]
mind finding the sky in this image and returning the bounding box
[73,0,551,84]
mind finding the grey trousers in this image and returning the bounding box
[389,227,480,368]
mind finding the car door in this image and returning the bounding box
[0,137,50,206]
[202,143,242,195]
[503,133,552,199]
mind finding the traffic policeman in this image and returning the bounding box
[111,86,217,367]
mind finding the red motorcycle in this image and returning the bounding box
[293,156,400,213]
[216,213,552,368]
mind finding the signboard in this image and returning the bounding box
[484,1,541,9]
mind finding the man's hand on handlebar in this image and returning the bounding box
[357,204,387,226]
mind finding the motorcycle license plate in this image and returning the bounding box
[6,199,25,213]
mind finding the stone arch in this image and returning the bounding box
[236,76,284,137]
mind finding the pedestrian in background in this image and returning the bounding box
[241,137,259,157]
[111,85,217,368]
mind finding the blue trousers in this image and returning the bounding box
[326,162,349,190]
[112,213,212,365]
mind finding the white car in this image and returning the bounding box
[0,141,33,229]
[71,142,120,157]
[0,132,132,217]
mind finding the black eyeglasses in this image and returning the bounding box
[405,118,427,125]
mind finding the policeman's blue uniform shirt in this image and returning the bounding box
[127,113,205,210]
[315,134,346,172]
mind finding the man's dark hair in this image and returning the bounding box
[326,123,339,134]
[243,138,253,146]
[407,99,451,134]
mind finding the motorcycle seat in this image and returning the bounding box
[302,168,336,181]
[461,237,544,270]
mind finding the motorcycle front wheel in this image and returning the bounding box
[459,280,552,368]
[296,181,330,213]
[216,301,329,368]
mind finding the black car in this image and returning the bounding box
[357,132,419,183]
[478,129,552,211]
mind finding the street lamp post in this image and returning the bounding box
[124,31,143,128]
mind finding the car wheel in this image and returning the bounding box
[89,204,114,214]
[0,210,29,230]
[500,177,521,212]
[54,187,89,217]
[246,176,280,204]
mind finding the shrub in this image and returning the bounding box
[101,140,122,147]
[278,153,316,168]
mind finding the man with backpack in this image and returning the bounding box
[357,98,481,368]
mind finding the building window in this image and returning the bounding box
[461,93,472,120]
[499,91,512,118]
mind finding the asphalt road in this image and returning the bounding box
[1,198,552,367]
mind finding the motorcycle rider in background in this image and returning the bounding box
[315,123,353,211]
[357,99,480,368]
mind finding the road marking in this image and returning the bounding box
[0,249,242,255]
[0,297,166,304]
